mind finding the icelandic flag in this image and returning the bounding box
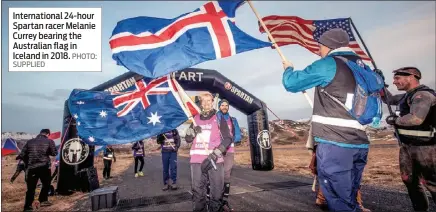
[2,138,19,156]
[67,75,194,146]
[110,0,272,78]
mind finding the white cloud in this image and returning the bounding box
[362,5,435,88]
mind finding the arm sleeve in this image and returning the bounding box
[184,123,196,143]
[232,118,242,143]
[380,88,404,105]
[17,143,28,160]
[174,130,181,148]
[396,91,435,127]
[217,117,233,152]
[49,140,57,156]
[282,57,336,93]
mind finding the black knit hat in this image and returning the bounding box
[218,99,229,107]
[318,28,350,49]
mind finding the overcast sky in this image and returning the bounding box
[1,1,435,134]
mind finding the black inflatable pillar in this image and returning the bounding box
[57,100,95,194]
[247,103,274,170]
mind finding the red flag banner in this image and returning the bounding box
[48,131,61,140]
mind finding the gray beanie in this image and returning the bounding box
[318,28,350,49]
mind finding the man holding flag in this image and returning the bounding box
[156,129,181,191]
[280,28,381,212]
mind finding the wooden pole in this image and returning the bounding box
[246,0,313,109]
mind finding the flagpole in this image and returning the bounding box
[349,17,401,144]
[348,18,378,69]
[170,76,210,155]
[246,0,313,109]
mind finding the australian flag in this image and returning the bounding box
[110,0,272,78]
[68,75,191,146]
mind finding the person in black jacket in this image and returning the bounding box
[102,145,116,179]
[17,129,57,211]
[156,129,181,190]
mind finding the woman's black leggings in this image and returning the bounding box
[134,156,144,173]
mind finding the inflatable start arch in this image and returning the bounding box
[57,68,274,194]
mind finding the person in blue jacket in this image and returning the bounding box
[282,28,370,212]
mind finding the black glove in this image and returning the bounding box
[194,126,202,134]
[374,69,389,87]
[373,69,385,81]
[385,115,398,125]
[201,148,224,173]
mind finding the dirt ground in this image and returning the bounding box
[1,138,404,211]
[179,138,405,191]
[1,153,134,212]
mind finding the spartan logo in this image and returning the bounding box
[257,130,271,149]
[62,138,90,165]
[224,82,232,90]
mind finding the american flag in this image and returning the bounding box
[259,16,370,61]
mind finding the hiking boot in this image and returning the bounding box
[23,207,33,212]
[359,205,371,212]
[162,185,169,191]
[170,184,178,190]
[40,201,53,207]
[135,173,139,178]
[315,197,328,211]
[139,171,144,177]
[222,200,234,212]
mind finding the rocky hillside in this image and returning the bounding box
[2,119,395,153]
[237,119,395,146]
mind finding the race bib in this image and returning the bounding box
[108,154,113,158]
[196,130,211,148]
[137,149,143,154]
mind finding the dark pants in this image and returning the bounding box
[162,151,177,185]
[316,143,368,212]
[223,153,234,202]
[103,160,112,179]
[207,153,234,202]
[24,166,51,209]
[134,156,144,174]
[399,143,436,211]
[51,167,58,182]
[191,163,224,212]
